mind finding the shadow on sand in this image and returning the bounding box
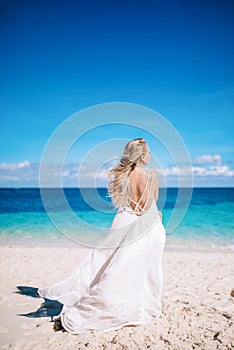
[16,286,63,322]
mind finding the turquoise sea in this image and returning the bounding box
[0,188,233,250]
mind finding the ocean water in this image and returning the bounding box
[0,188,233,250]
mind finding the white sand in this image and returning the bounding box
[0,245,233,350]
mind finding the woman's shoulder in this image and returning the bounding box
[147,169,159,186]
[147,168,158,177]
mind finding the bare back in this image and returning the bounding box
[127,166,158,215]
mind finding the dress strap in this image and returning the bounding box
[140,169,154,211]
[127,169,152,215]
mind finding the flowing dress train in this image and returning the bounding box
[38,169,166,334]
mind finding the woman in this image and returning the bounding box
[38,138,166,334]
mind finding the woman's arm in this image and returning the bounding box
[153,169,159,202]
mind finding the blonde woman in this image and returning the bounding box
[38,138,166,333]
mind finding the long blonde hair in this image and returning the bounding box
[108,138,148,209]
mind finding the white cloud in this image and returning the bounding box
[192,165,234,177]
[154,153,234,181]
[62,163,109,180]
[0,154,233,187]
[163,165,233,177]
[193,154,222,165]
[189,154,234,177]
[0,161,30,170]
[1,175,19,181]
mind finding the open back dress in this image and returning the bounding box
[38,168,166,334]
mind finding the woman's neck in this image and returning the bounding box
[136,163,144,169]
[134,163,147,176]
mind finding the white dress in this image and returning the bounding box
[38,169,166,334]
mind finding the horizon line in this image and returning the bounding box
[0,186,233,189]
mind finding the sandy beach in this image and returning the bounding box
[0,244,233,350]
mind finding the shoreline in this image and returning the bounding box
[0,237,233,253]
[0,245,233,349]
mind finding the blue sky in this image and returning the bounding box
[0,0,233,187]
